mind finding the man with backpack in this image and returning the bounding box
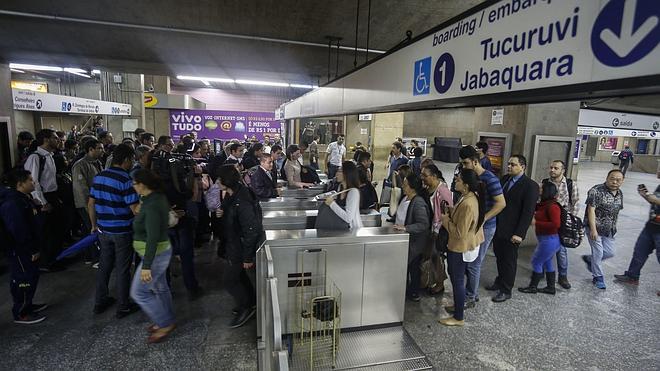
[24,129,65,272]
[542,160,580,289]
[618,145,634,176]
[1,169,48,324]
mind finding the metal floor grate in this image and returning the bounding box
[288,326,432,370]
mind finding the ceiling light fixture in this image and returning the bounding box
[177,75,316,89]
[9,63,63,72]
[91,69,101,75]
[10,68,25,73]
[201,80,211,86]
[177,75,235,84]
[290,84,314,89]
[63,68,91,78]
[235,79,290,87]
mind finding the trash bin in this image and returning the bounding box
[610,151,620,165]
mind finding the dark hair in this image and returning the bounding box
[135,145,152,160]
[248,143,264,156]
[35,129,55,146]
[396,164,412,180]
[65,139,78,150]
[607,169,624,178]
[83,138,101,153]
[458,145,479,162]
[132,169,163,192]
[423,164,445,182]
[342,161,361,189]
[356,151,371,164]
[55,131,66,138]
[313,135,319,140]
[286,144,300,160]
[299,141,308,149]
[271,144,282,154]
[229,142,242,154]
[157,135,172,146]
[413,147,423,157]
[18,131,34,141]
[259,153,273,164]
[404,173,424,195]
[98,131,111,142]
[541,181,558,202]
[476,141,489,153]
[217,164,241,191]
[459,168,486,230]
[511,154,527,167]
[392,141,404,151]
[111,143,135,166]
[552,159,566,169]
[140,132,155,142]
[356,141,362,146]
[1,168,31,189]
[134,128,146,137]
[357,165,370,185]
[421,158,434,169]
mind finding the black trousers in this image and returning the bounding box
[9,252,40,319]
[223,260,256,310]
[40,192,64,266]
[493,237,519,295]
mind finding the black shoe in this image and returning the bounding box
[485,283,500,291]
[30,303,49,313]
[464,300,476,309]
[518,272,543,294]
[492,291,511,303]
[116,303,140,319]
[188,287,204,301]
[14,313,46,325]
[613,274,639,285]
[538,272,556,295]
[558,275,572,289]
[581,255,592,273]
[229,307,256,328]
[232,304,256,315]
[518,286,537,294]
[39,263,67,273]
[406,293,421,302]
[93,297,117,314]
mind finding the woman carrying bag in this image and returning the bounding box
[322,161,363,230]
[393,174,431,302]
[440,168,485,327]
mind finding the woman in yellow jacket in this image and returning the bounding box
[440,168,485,326]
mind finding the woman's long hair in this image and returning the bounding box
[541,181,558,202]
[459,168,486,231]
[342,161,360,189]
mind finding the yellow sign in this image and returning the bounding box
[144,93,158,107]
[11,81,48,93]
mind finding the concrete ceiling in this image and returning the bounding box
[0,0,484,86]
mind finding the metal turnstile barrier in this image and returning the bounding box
[262,209,382,230]
[280,186,325,198]
[260,197,323,212]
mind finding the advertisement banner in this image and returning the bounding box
[598,137,618,150]
[12,89,132,115]
[485,137,506,176]
[169,110,280,141]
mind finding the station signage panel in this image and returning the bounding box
[577,126,657,138]
[283,0,660,118]
[12,89,132,115]
[578,108,660,131]
[169,110,280,141]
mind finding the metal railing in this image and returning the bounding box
[257,244,289,371]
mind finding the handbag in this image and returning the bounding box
[204,182,222,211]
[419,253,447,294]
[381,180,392,206]
[314,203,350,230]
[434,227,449,254]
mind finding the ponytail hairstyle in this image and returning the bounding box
[459,168,486,231]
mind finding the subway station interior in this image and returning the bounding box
[0,1,659,370]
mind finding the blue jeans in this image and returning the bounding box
[625,224,660,279]
[532,235,561,273]
[585,227,616,278]
[465,225,496,301]
[131,248,175,328]
[447,251,467,321]
[555,245,568,276]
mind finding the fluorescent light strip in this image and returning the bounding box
[91,69,101,75]
[201,80,211,86]
[10,63,62,71]
[235,79,289,87]
[177,75,234,84]
[290,84,314,89]
[10,68,25,73]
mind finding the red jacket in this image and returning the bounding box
[535,201,561,236]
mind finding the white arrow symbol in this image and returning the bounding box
[600,0,659,58]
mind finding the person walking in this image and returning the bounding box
[518,182,562,295]
[440,168,485,326]
[1,169,49,324]
[542,160,579,289]
[89,144,141,318]
[325,136,346,179]
[130,169,176,343]
[614,184,660,285]
[393,174,431,302]
[309,136,320,170]
[489,155,539,303]
[324,161,363,229]
[617,145,634,176]
[458,146,506,307]
[582,169,625,289]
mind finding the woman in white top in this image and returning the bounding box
[324,161,363,230]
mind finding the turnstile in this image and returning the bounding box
[260,197,323,211]
[262,209,382,230]
[280,185,325,198]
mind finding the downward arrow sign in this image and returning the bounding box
[600,0,659,58]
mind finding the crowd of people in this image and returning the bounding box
[1,128,658,340]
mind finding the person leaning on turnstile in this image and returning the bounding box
[324,161,363,229]
[215,164,265,328]
[249,154,281,200]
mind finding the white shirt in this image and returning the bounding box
[24,146,57,205]
[395,196,410,226]
[329,188,363,229]
[327,142,346,166]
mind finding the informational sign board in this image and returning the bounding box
[11,81,48,93]
[577,126,657,138]
[578,108,660,132]
[12,89,132,115]
[402,137,428,157]
[169,110,280,141]
[573,139,581,163]
[491,108,504,125]
[283,0,660,119]
[485,137,506,175]
[358,114,373,121]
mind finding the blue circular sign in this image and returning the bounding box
[433,53,455,94]
[591,0,660,67]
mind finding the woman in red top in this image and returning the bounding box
[519,182,562,295]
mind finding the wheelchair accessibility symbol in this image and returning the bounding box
[413,57,431,96]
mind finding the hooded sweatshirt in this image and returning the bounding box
[0,187,40,256]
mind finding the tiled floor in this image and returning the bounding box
[0,162,658,370]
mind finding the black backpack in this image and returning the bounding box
[557,203,584,248]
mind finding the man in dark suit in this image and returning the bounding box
[488,154,539,303]
[250,154,280,200]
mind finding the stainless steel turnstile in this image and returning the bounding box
[260,197,323,211]
[280,185,325,198]
[262,210,382,230]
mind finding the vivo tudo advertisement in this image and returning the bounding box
[169,110,281,141]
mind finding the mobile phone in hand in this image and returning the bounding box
[441,200,449,214]
[638,184,648,193]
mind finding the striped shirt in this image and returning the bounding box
[90,167,139,234]
[479,169,503,229]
